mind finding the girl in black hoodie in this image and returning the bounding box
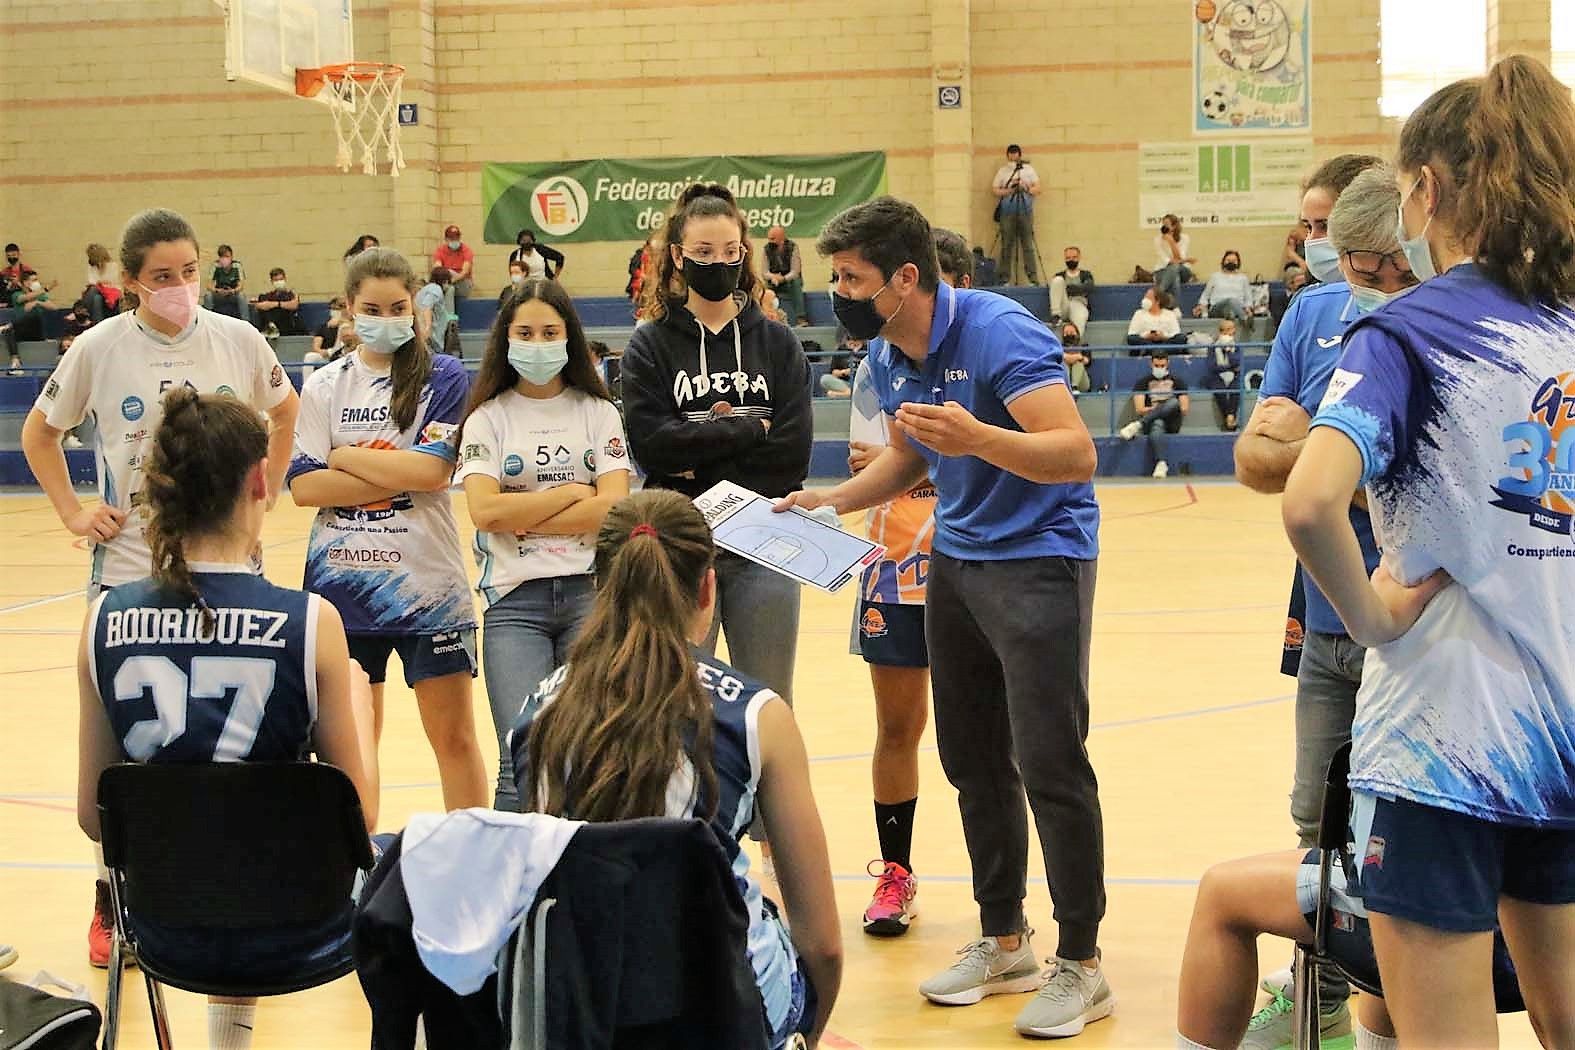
[622,184,812,706]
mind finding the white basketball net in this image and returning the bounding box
[323,64,406,177]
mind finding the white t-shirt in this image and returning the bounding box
[517,249,548,280]
[286,351,474,635]
[456,387,629,606]
[34,309,291,588]
[1154,232,1191,270]
[1128,307,1181,340]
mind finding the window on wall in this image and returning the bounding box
[1555,2,1575,89]
[1380,0,1487,118]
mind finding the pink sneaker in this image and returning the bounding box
[861,860,917,937]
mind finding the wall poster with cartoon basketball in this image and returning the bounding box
[1193,0,1311,134]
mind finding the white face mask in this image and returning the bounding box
[510,273,525,286]
[1304,237,1342,284]
[1350,282,1417,314]
[28,280,42,293]
[272,279,288,290]
[1152,366,1169,379]
[354,314,415,355]
[1395,177,1439,282]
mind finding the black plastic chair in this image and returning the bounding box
[96,762,373,1050]
[1291,743,1525,1049]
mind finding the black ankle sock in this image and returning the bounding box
[874,797,917,872]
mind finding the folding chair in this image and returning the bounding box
[1291,744,1525,1050]
[96,762,373,1050]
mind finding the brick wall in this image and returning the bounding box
[1,0,1400,301]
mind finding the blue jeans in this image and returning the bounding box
[1154,262,1193,300]
[700,551,800,703]
[1139,397,1183,465]
[482,575,595,810]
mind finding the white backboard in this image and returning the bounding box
[221,0,355,100]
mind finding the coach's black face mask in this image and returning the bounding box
[832,280,901,341]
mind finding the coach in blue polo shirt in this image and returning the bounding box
[778,197,1112,1040]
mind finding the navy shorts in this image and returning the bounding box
[1354,790,1575,933]
[848,600,929,668]
[348,629,478,687]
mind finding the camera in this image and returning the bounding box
[1161,224,1171,235]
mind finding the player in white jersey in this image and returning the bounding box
[454,277,629,810]
[76,388,376,1050]
[1283,58,1575,1046]
[21,208,301,970]
[287,248,488,812]
[22,208,299,593]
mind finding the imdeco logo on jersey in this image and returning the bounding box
[1491,371,1575,542]
[532,176,589,237]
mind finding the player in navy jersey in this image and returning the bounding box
[508,490,841,1049]
[288,247,488,812]
[1284,56,1575,1046]
[76,388,378,1050]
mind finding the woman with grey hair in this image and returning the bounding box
[1327,165,1420,313]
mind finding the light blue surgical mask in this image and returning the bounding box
[1350,282,1417,315]
[1304,237,1342,284]
[1395,178,1438,282]
[508,338,569,385]
[354,314,415,355]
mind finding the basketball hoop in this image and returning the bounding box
[296,62,406,177]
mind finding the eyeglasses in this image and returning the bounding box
[1340,249,1408,277]
[682,244,747,265]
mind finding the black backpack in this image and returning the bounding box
[0,975,101,1050]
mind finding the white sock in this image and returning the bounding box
[1175,1032,1216,1050]
[1354,1019,1398,1050]
[207,1001,256,1050]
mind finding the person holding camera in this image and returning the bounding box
[1153,213,1197,301]
[991,144,1042,285]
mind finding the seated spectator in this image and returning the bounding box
[820,351,855,398]
[1194,250,1252,333]
[499,259,527,304]
[1120,348,1188,479]
[84,242,121,321]
[588,339,620,395]
[1050,246,1094,333]
[971,246,999,287]
[1199,319,1242,431]
[415,266,454,357]
[61,300,93,347]
[251,267,302,336]
[932,227,974,290]
[760,286,787,325]
[1153,214,1197,300]
[433,225,475,309]
[343,233,380,268]
[509,490,840,1050]
[306,296,349,366]
[508,228,565,281]
[1060,321,1091,393]
[764,226,808,327]
[209,244,246,320]
[1127,287,1186,351]
[1,243,32,288]
[76,388,379,1050]
[10,272,67,346]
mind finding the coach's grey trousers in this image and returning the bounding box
[926,552,1106,961]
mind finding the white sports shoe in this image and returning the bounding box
[1119,420,1142,441]
[1153,460,1170,479]
[919,932,1041,1006]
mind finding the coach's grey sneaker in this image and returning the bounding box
[1013,951,1115,1038]
[1239,990,1353,1050]
[919,932,1041,1006]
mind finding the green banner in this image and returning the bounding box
[482,152,887,245]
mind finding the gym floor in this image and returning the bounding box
[0,483,1542,1048]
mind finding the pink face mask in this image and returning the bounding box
[137,280,200,330]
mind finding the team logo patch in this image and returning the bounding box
[1333,910,1356,932]
[1491,372,1575,538]
[503,453,525,476]
[1318,367,1363,410]
[860,606,889,639]
[43,378,59,400]
[461,442,490,465]
[1364,835,1385,869]
[422,421,457,446]
[583,449,596,471]
[604,437,627,459]
[1283,616,1304,651]
[269,364,285,388]
[121,395,145,421]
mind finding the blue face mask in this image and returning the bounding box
[1304,237,1342,284]
[508,338,569,385]
[1395,178,1438,282]
[1350,283,1417,315]
[354,314,415,355]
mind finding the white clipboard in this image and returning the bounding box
[693,480,885,593]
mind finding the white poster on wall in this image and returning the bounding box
[1138,139,1313,228]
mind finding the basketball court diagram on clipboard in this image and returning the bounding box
[694,481,885,593]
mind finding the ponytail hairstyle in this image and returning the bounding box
[86,243,111,270]
[526,490,719,823]
[345,247,432,432]
[644,183,760,322]
[118,208,199,284]
[142,388,269,629]
[1398,55,1575,303]
[458,277,609,448]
